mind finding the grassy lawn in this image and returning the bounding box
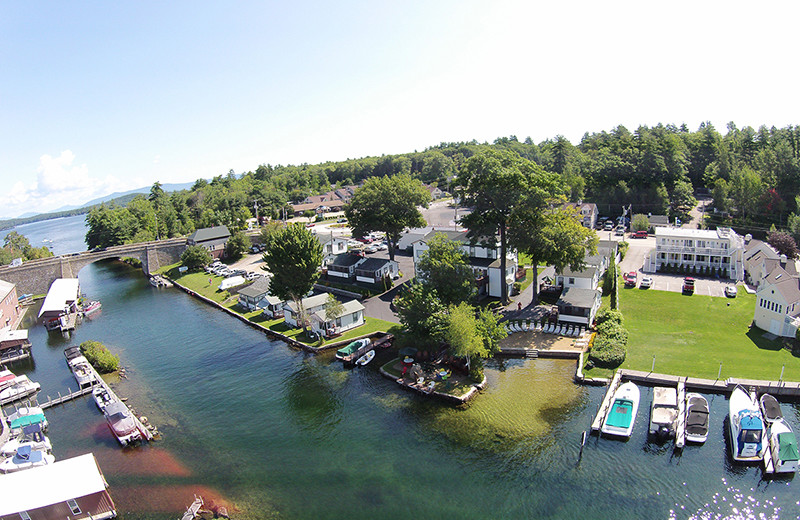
[584,288,800,381]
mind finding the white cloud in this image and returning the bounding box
[0,150,140,218]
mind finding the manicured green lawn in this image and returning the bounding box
[595,288,800,381]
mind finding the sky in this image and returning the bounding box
[1,0,799,218]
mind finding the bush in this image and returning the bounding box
[596,322,628,344]
[79,340,120,373]
[512,281,521,295]
[596,308,623,327]
[588,338,627,368]
[618,241,629,260]
[181,245,213,269]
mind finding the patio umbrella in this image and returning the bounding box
[398,346,418,357]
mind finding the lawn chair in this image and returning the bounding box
[535,321,542,332]
[505,323,514,334]
[558,324,566,335]
[544,323,553,334]
[514,321,523,332]
[521,321,529,332]
[566,325,574,336]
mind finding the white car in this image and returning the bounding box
[725,285,737,298]
[376,242,388,251]
[640,276,653,289]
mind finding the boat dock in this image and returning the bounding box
[38,384,95,409]
[341,332,393,366]
[675,380,686,449]
[591,371,622,432]
[180,495,205,520]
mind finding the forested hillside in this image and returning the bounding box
[82,122,800,248]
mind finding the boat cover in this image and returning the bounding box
[337,339,368,356]
[739,412,763,431]
[778,432,800,461]
[22,424,43,436]
[761,395,782,421]
[10,414,46,429]
[606,400,633,428]
[686,406,709,434]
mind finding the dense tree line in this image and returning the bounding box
[83,122,800,248]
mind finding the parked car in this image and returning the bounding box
[725,285,737,298]
[250,245,261,253]
[640,276,653,289]
[337,217,347,223]
[632,230,648,239]
[604,221,614,231]
[365,245,378,254]
[615,226,625,236]
[624,271,637,287]
[376,242,389,251]
[356,236,373,244]
[682,277,695,294]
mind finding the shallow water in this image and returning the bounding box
[5,217,800,519]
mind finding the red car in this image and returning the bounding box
[632,230,648,238]
[356,236,373,244]
[682,277,695,294]
[624,271,637,287]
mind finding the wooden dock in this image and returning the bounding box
[39,384,95,409]
[0,349,32,366]
[341,332,393,366]
[675,380,686,449]
[180,496,204,520]
[591,371,622,432]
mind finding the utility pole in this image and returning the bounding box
[253,200,260,227]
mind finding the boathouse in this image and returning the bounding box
[37,278,80,322]
[187,225,230,259]
[0,279,22,330]
[0,453,117,520]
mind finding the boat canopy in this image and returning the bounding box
[761,395,782,421]
[337,339,368,356]
[778,432,800,461]
[606,400,634,428]
[739,412,763,431]
[10,414,46,429]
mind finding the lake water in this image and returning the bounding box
[5,217,800,519]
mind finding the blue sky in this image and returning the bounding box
[2,0,799,218]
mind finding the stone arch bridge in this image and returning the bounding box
[0,238,187,295]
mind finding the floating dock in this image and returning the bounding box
[340,332,393,366]
[39,384,95,409]
[591,371,622,432]
[675,380,686,449]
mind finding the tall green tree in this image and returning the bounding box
[225,231,251,260]
[261,223,323,332]
[456,150,554,303]
[345,174,431,261]
[509,205,598,304]
[181,245,213,269]
[415,233,475,305]
[669,178,697,221]
[394,282,448,347]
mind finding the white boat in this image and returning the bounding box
[1,424,52,457]
[0,446,55,473]
[0,368,16,389]
[92,385,116,412]
[649,387,679,440]
[601,381,640,438]
[356,350,375,366]
[728,385,767,462]
[6,406,48,430]
[0,375,41,405]
[759,393,782,424]
[68,355,96,386]
[335,338,371,360]
[104,401,143,446]
[765,418,799,475]
[82,300,102,315]
[684,393,710,444]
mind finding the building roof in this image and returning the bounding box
[557,287,601,308]
[331,253,364,268]
[468,257,502,269]
[744,238,778,258]
[0,453,108,516]
[237,277,272,298]
[37,278,80,318]
[558,265,598,279]
[649,215,670,226]
[0,279,14,300]
[767,276,800,308]
[764,258,798,278]
[188,225,230,242]
[312,299,365,322]
[655,226,742,244]
[284,293,330,313]
[354,258,393,272]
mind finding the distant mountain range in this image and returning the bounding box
[48,182,196,213]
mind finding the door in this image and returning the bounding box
[769,319,781,335]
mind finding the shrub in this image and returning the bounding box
[596,322,628,345]
[596,309,623,327]
[79,340,120,373]
[512,282,521,295]
[588,338,627,368]
[618,241,629,260]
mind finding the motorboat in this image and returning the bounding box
[684,393,710,444]
[601,381,640,438]
[68,355,96,386]
[104,401,142,446]
[64,346,83,363]
[728,385,767,462]
[92,385,115,412]
[355,350,375,366]
[335,338,371,360]
[1,424,52,457]
[0,445,55,473]
[6,407,48,430]
[649,387,679,440]
[0,368,16,388]
[759,393,782,425]
[0,375,41,405]
[765,418,799,475]
[82,300,102,315]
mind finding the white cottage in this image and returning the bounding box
[283,293,365,336]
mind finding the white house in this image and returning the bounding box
[565,201,598,229]
[556,287,602,327]
[317,234,349,266]
[283,293,365,336]
[411,229,518,299]
[354,258,399,284]
[741,236,786,288]
[647,226,745,280]
[753,264,800,338]
[237,276,285,317]
[555,265,599,290]
[397,227,436,251]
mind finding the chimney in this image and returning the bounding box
[780,254,788,266]
[744,233,752,243]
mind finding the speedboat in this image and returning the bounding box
[759,393,782,424]
[6,407,48,431]
[0,445,55,473]
[1,424,52,457]
[649,387,679,440]
[336,338,371,360]
[82,300,102,315]
[0,375,41,405]
[0,368,16,388]
[684,393,710,444]
[356,350,375,366]
[104,401,142,446]
[64,346,83,364]
[68,355,96,386]
[601,381,640,438]
[92,385,115,412]
[765,418,799,474]
[729,385,767,462]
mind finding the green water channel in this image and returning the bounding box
[12,260,800,519]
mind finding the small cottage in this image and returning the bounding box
[354,258,399,284]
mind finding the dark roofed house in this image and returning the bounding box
[557,287,601,327]
[354,258,399,284]
[327,253,366,280]
[648,215,671,228]
[187,225,231,259]
[237,277,273,310]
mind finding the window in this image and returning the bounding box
[351,312,359,321]
[19,513,31,520]
[569,278,575,285]
[67,500,82,515]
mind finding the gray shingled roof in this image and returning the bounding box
[354,258,392,272]
[237,277,272,298]
[188,225,230,242]
[557,287,600,308]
